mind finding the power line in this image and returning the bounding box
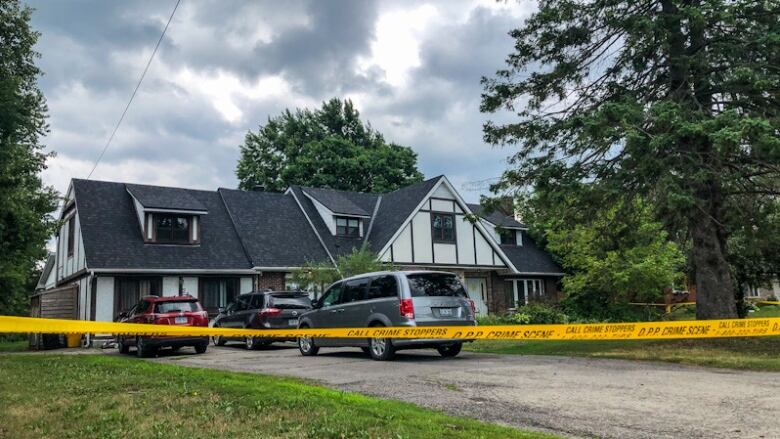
[86,0,182,179]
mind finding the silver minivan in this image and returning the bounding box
[297,271,477,360]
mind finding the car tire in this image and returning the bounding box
[245,336,257,350]
[194,343,208,354]
[117,337,129,354]
[298,325,319,356]
[136,337,155,358]
[436,342,462,358]
[368,325,395,361]
[212,334,226,346]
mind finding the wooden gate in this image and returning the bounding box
[29,284,78,349]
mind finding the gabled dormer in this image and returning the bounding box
[468,202,528,247]
[301,187,372,238]
[126,184,208,244]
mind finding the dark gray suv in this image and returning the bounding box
[297,271,477,360]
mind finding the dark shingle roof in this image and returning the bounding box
[500,234,563,275]
[218,188,331,267]
[73,179,250,270]
[368,176,442,252]
[126,183,207,212]
[289,186,378,259]
[301,187,373,217]
[468,203,527,229]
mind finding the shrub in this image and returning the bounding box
[513,302,568,324]
[476,314,514,326]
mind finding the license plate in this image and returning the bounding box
[288,319,298,326]
[438,308,453,316]
[174,316,188,324]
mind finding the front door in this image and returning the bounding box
[465,277,488,315]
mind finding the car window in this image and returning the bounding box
[234,295,252,311]
[132,301,148,316]
[407,273,467,298]
[250,294,264,309]
[225,302,236,313]
[320,283,342,307]
[155,301,200,313]
[366,275,398,300]
[341,278,369,304]
[269,295,310,309]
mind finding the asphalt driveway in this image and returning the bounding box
[135,343,780,439]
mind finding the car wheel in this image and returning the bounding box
[298,326,319,356]
[368,325,395,361]
[194,343,207,354]
[117,337,129,354]
[212,334,226,346]
[436,342,462,358]
[136,337,155,358]
[245,336,257,350]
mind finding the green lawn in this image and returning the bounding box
[468,305,780,371]
[0,340,28,352]
[0,355,557,439]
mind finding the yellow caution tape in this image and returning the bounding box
[756,301,780,306]
[2,315,780,341]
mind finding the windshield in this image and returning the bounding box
[155,301,200,313]
[269,295,311,309]
[407,273,467,298]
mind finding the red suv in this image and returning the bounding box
[116,295,209,357]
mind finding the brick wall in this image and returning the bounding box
[256,272,286,291]
[489,272,513,313]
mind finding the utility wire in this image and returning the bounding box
[86,0,182,179]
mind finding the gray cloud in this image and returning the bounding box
[24,0,532,202]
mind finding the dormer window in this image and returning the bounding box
[499,229,522,246]
[499,229,516,245]
[155,214,191,243]
[335,216,360,237]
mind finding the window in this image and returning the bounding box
[114,277,162,317]
[499,229,516,245]
[319,283,343,307]
[200,278,240,315]
[431,213,455,243]
[155,214,190,243]
[341,278,370,304]
[335,216,360,237]
[155,301,200,313]
[366,275,398,300]
[268,294,311,309]
[407,273,467,298]
[67,217,75,257]
[512,279,545,306]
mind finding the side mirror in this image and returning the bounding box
[218,307,226,315]
[117,311,128,319]
[310,299,320,309]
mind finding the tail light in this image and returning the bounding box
[468,299,476,316]
[258,308,282,317]
[399,298,415,319]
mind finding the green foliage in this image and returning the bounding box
[482,0,780,319]
[0,1,59,316]
[513,303,568,325]
[236,98,424,193]
[290,247,393,294]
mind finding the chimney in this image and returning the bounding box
[252,185,266,192]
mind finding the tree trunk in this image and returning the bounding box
[690,204,737,320]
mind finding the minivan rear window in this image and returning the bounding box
[155,301,200,313]
[269,295,311,309]
[407,273,467,298]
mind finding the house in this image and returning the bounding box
[39,175,563,327]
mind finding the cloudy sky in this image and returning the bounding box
[26,0,534,202]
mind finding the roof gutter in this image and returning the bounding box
[89,268,261,275]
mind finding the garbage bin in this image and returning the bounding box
[66,334,81,348]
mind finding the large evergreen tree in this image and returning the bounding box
[482,0,780,319]
[236,98,424,193]
[0,1,59,315]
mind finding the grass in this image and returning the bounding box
[0,355,557,439]
[0,340,27,353]
[467,305,780,372]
